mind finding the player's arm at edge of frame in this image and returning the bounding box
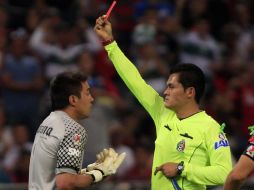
[56,172,94,190]
[224,155,254,190]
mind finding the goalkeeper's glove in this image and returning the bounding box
[93,148,126,175]
[81,148,126,183]
[86,148,109,171]
[80,148,108,183]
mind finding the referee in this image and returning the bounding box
[94,16,232,190]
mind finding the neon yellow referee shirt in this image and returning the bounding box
[105,41,232,190]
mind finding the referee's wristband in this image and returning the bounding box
[102,38,114,46]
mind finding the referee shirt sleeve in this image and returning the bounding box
[181,124,232,185]
[105,41,166,123]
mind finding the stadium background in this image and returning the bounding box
[0,0,254,189]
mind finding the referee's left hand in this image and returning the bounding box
[154,162,178,177]
[94,15,113,42]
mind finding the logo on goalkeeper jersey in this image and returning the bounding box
[73,134,81,145]
[68,147,81,157]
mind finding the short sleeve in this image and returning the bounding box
[56,116,87,174]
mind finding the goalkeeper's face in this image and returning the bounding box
[75,82,94,119]
[163,74,190,111]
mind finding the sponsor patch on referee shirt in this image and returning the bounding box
[214,133,229,150]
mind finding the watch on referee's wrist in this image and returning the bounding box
[177,161,184,175]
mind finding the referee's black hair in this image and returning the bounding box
[50,72,88,111]
[170,63,205,103]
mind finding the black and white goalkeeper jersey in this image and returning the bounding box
[29,111,87,190]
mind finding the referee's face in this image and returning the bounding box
[163,73,189,111]
[75,82,94,119]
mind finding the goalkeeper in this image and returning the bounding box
[28,72,125,190]
[94,16,232,190]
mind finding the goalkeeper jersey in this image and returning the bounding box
[105,42,232,190]
[29,111,87,190]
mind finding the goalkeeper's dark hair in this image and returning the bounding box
[170,63,205,103]
[50,72,88,111]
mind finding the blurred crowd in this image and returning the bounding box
[0,0,254,185]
